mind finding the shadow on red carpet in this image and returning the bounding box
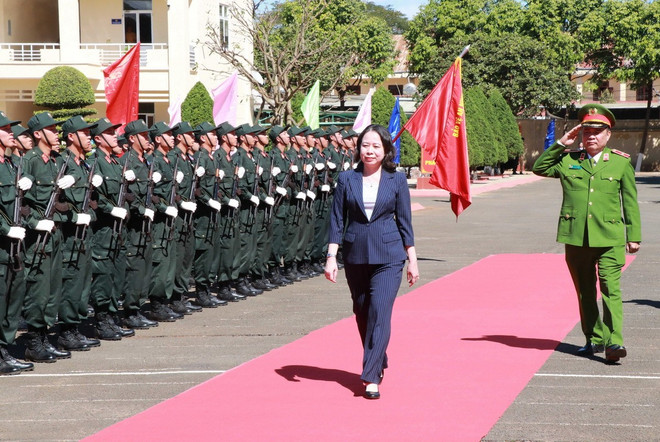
[84,253,634,441]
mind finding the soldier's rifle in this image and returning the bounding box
[142,158,156,240]
[223,165,240,236]
[10,156,24,271]
[74,157,98,251]
[166,154,180,241]
[183,153,201,231]
[37,154,71,253]
[264,155,276,224]
[246,154,260,227]
[112,148,132,251]
[293,159,306,225]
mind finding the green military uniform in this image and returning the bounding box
[533,104,641,357]
[251,145,275,287]
[267,129,293,276]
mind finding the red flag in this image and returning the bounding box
[402,57,471,217]
[103,43,140,133]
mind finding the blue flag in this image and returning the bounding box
[544,119,555,150]
[388,97,402,163]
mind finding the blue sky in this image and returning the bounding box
[370,0,427,19]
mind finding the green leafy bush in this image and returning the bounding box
[181,82,214,127]
[35,66,96,110]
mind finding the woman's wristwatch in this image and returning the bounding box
[326,253,336,258]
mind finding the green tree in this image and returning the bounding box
[206,0,395,125]
[181,82,213,127]
[364,1,410,34]
[34,66,96,119]
[579,0,660,168]
[487,88,524,160]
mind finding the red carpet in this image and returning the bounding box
[85,254,634,441]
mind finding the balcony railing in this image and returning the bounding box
[0,43,60,62]
[79,43,168,66]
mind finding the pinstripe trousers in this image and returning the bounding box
[344,260,405,384]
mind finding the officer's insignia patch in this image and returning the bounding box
[611,149,630,158]
[603,153,609,162]
[42,153,50,163]
[579,152,586,161]
[105,155,112,163]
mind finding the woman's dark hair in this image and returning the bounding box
[355,124,397,172]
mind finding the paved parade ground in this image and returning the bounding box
[1,172,658,441]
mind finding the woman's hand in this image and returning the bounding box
[324,257,338,283]
[407,260,419,287]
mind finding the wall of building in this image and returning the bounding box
[1,0,59,43]
[80,0,124,43]
[520,119,660,172]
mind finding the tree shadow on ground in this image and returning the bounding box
[623,299,660,309]
[275,365,364,397]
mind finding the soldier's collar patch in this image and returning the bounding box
[603,153,609,162]
[579,152,586,161]
[0,156,4,164]
[42,153,50,163]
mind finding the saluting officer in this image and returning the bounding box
[0,112,34,373]
[533,104,641,363]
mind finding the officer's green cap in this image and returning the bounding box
[91,117,121,137]
[268,125,286,141]
[216,122,236,137]
[149,121,173,138]
[194,121,219,136]
[251,124,267,134]
[28,112,64,133]
[235,123,260,136]
[340,130,351,138]
[287,126,306,137]
[172,121,194,136]
[123,119,150,136]
[312,129,327,138]
[0,111,20,128]
[301,126,313,135]
[11,124,30,138]
[61,115,97,138]
[325,125,342,135]
[578,104,615,128]
[346,129,358,137]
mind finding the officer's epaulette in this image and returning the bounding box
[611,149,630,158]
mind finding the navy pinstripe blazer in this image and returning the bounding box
[329,168,414,265]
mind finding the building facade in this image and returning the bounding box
[0,0,254,125]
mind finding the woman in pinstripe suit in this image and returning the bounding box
[325,124,419,399]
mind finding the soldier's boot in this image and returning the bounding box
[24,330,56,363]
[74,328,101,348]
[250,276,273,292]
[0,346,34,372]
[41,331,71,359]
[194,290,219,308]
[108,313,135,338]
[57,326,91,352]
[182,295,203,312]
[146,300,181,322]
[0,347,22,375]
[216,282,240,302]
[235,278,260,296]
[95,312,122,341]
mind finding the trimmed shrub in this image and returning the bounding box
[181,82,213,127]
[35,66,96,110]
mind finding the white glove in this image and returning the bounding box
[218,169,225,180]
[57,174,75,189]
[352,162,358,170]
[165,206,178,217]
[110,207,127,219]
[7,226,26,240]
[75,213,91,226]
[328,161,337,170]
[321,184,330,192]
[315,163,325,171]
[176,170,184,183]
[35,219,54,232]
[92,174,103,188]
[17,177,32,191]
[196,166,205,177]
[124,170,136,181]
[144,208,155,221]
[152,171,162,183]
[265,196,274,206]
[304,164,313,174]
[306,190,316,200]
[275,186,287,196]
[257,166,263,176]
[237,167,245,178]
[181,201,197,212]
[289,164,298,173]
[208,199,221,211]
[228,199,239,209]
[272,166,281,176]
[249,195,259,206]
[343,162,350,171]
[296,192,306,200]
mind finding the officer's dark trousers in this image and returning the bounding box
[344,260,404,384]
[123,223,152,313]
[90,224,125,314]
[23,228,62,329]
[149,219,175,301]
[193,210,216,292]
[0,245,26,346]
[268,204,288,269]
[59,224,93,326]
[214,209,240,282]
[238,207,258,276]
[172,216,195,298]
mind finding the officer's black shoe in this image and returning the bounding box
[74,329,101,348]
[24,332,56,363]
[282,266,302,282]
[43,333,72,359]
[251,279,271,291]
[261,278,279,290]
[605,345,627,363]
[146,302,180,322]
[208,294,228,306]
[1,347,34,372]
[243,279,264,295]
[183,296,203,312]
[195,291,220,308]
[170,299,193,315]
[136,312,158,328]
[123,314,151,330]
[58,328,91,352]
[95,313,122,341]
[0,358,20,375]
[108,314,135,337]
[216,285,240,302]
[576,342,605,357]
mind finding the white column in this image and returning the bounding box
[58,0,81,63]
[167,0,190,104]
[619,82,627,102]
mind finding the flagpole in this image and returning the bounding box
[392,44,471,143]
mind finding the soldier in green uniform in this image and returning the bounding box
[11,124,34,155]
[0,112,34,373]
[533,104,641,363]
[191,122,232,305]
[89,118,135,340]
[213,123,250,298]
[145,121,184,322]
[56,116,102,352]
[296,127,317,278]
[120,120,158,330]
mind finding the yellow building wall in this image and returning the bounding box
[1,0,58,43]
[79,0,124,43]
